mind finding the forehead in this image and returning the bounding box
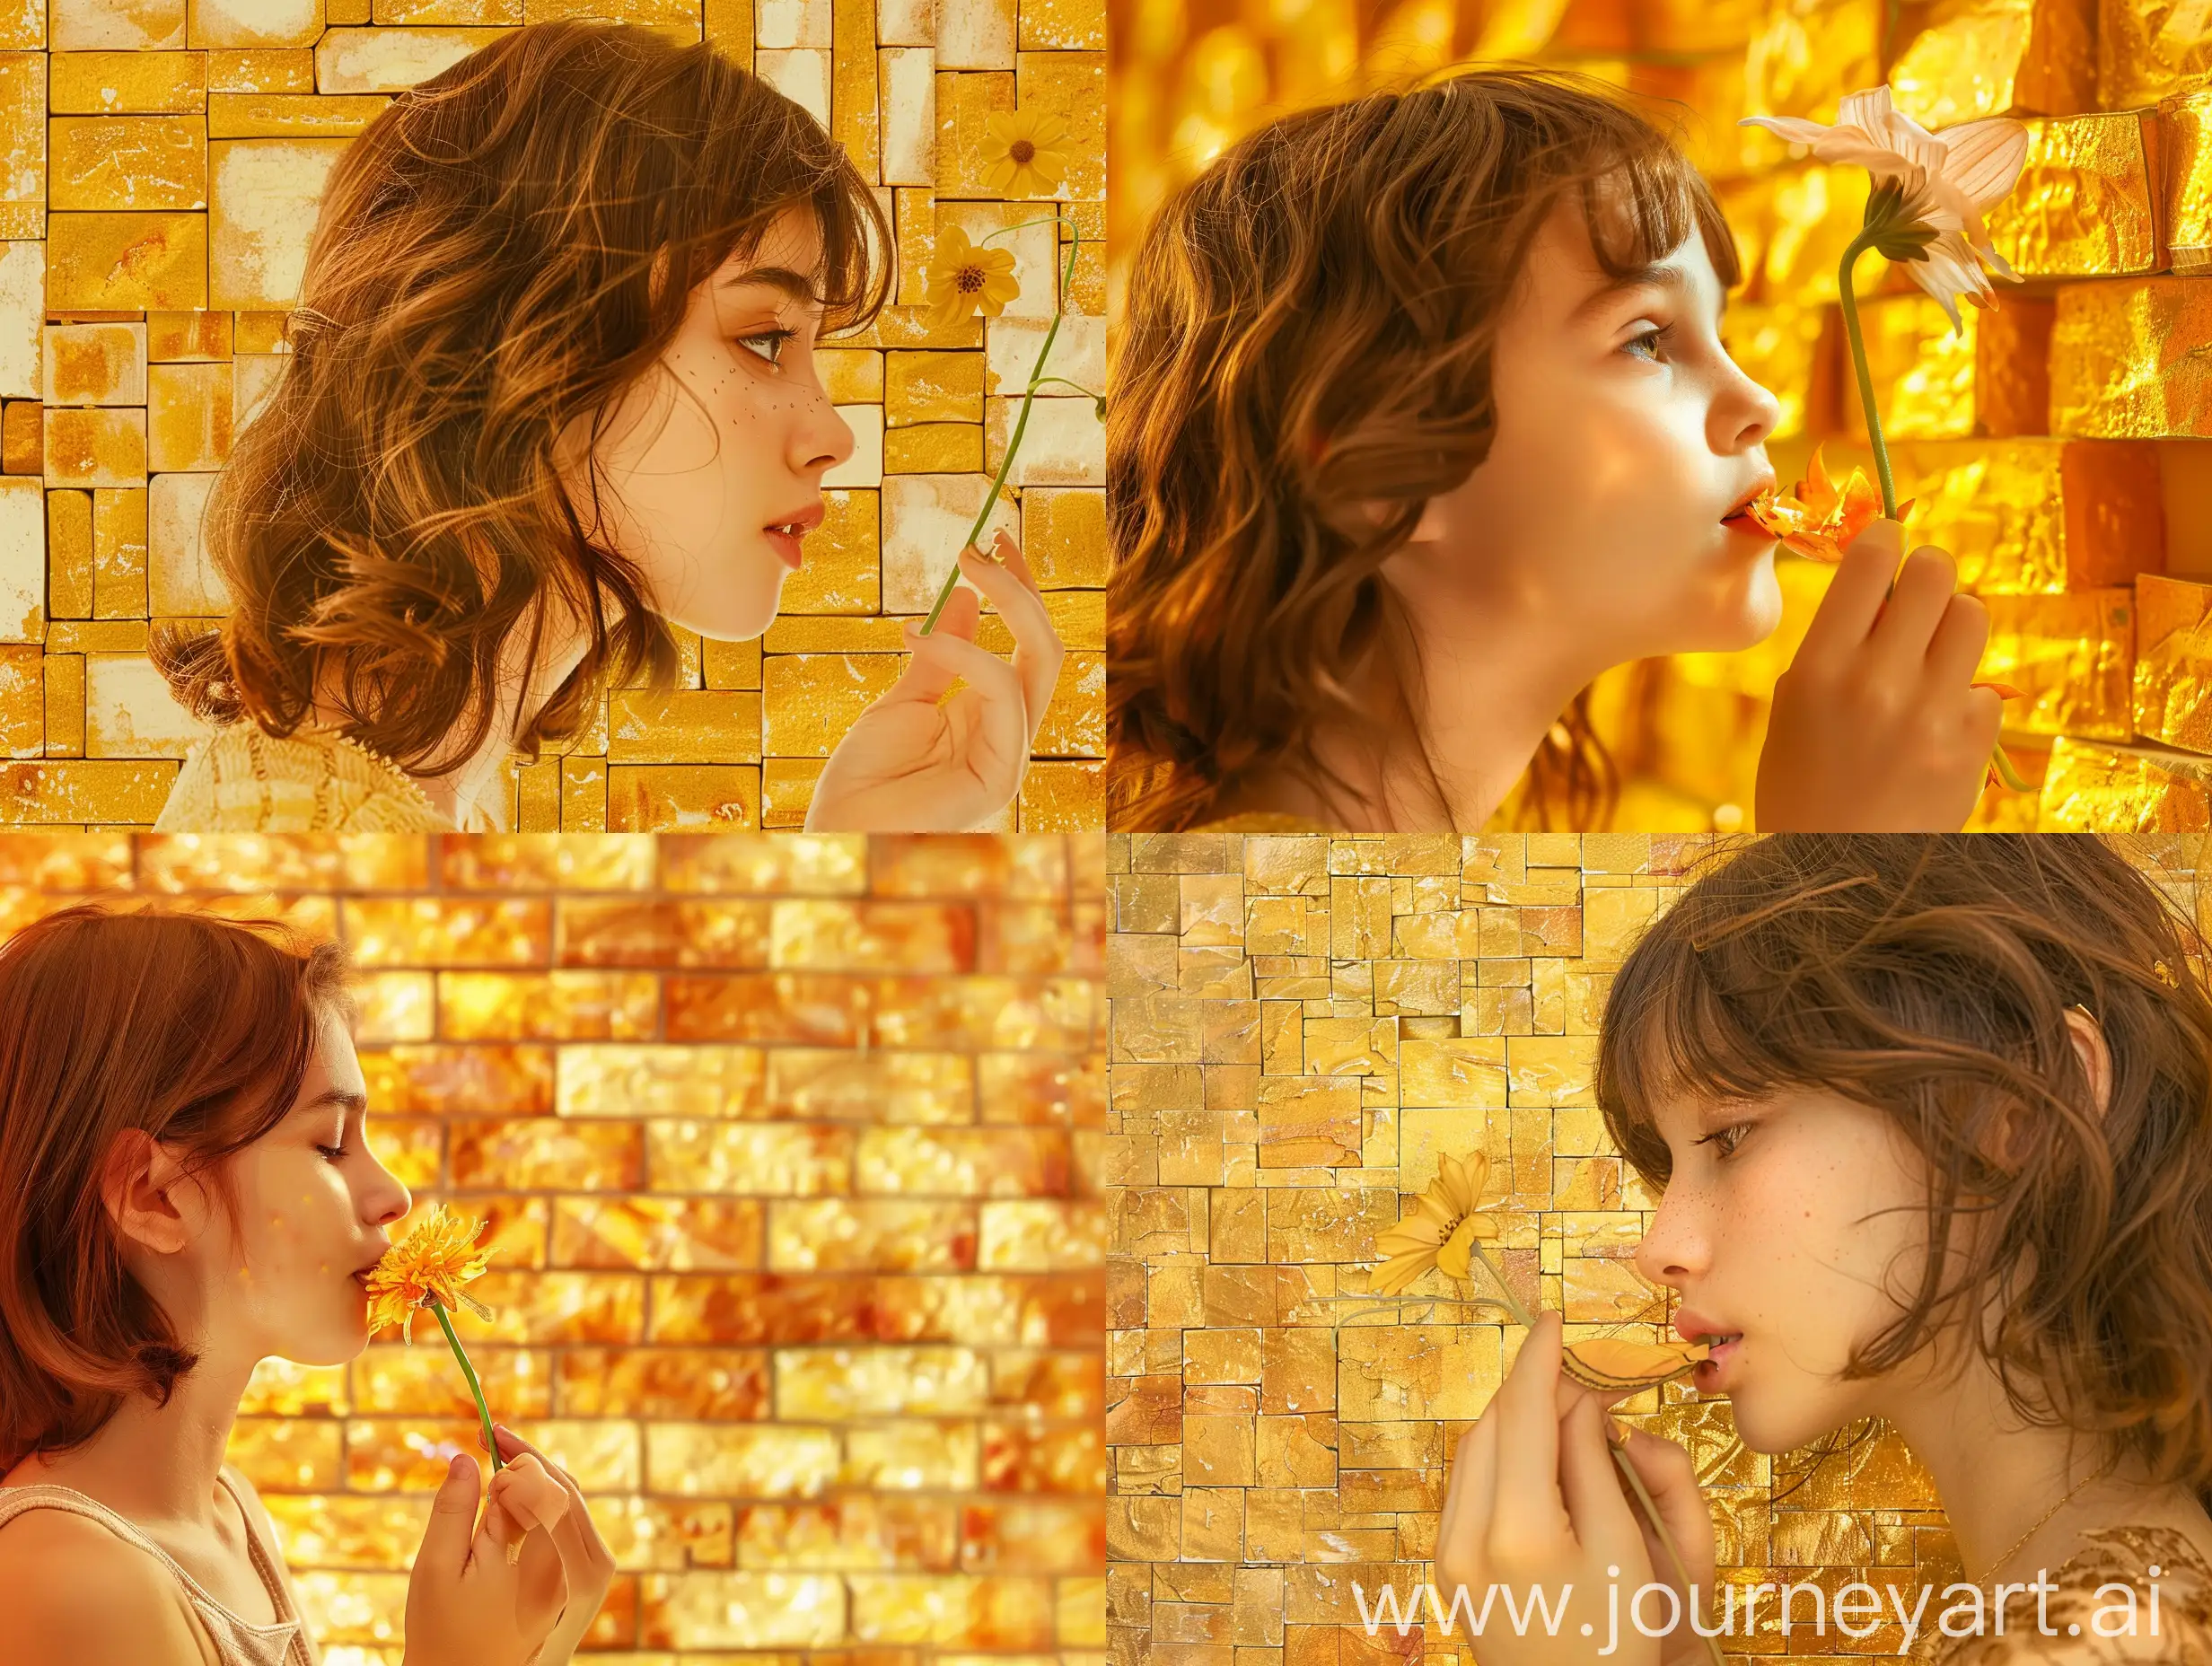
[1519,190,1722,332]
[714,205,825,286]
[295,1004,366,1101]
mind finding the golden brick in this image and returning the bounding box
[44,323,145,407]
[92,486,148,618]
[816,346,883,403]
[259,1495,430,1569]
[50,115,205,210]
[224,1416,342,1491]
[207,91,391,136]
[208,136,352,309]
[1887,437,2162,593]
[345,896,551,965]
[2101,0,2212,109]
[886,348,985,426]
[42,654,83,757]
[555,1196,764,1270]
[437,969,659,1039]
[885,421,984,472]
[607,763,762,830]
[1884,0,2092,127]
[147,360,233,471]
[1843,292,2052,443]
[352,1344,552,1417]
[2169,87,2212,276]
[49,212,208,309]
[146,309,230,360]
[762,653,902,756]
[639,1570,847,1648]
[646,1119,853,1194]
[1979,589,2133,740]
[1032,650,1102,756]
[2037,735,2212,829]
[2051,276,2212,437]
[206,48,319,92]
[607,690,763,765]
[645,1422,843,1496]
[51,49,206,112]
[1984,111,2161,278]
[556,1044,767,1116]
[2134,574,2212,753]
[43,407,147,487]
[936,68,1014,197]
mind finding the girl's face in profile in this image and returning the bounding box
[1629,1088,1936,1453]
[1388,193,1787,667]
[557,206,856,644]
[204,1010,413,1366]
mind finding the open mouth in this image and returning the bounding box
[1720,477,1777,533]
[1690,1333,1742,1386]
[763,506,824,571]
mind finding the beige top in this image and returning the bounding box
[1918,1523,2212,1663]
[0,1465,312,1666]
[153,723,491,833]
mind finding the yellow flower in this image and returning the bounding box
[364,1204,496,1345]
[1560,1336,1711,1393]
[923,225,1021,332]
[1370,1150,1503,1295]
[980,107,1071,198]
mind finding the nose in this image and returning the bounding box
[1633,1185,1708,1292]
[1716,354,1784,454]
[793,386,855,478]
[366,1158,411,1229]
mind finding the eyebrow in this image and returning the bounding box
[300,1088,369,1117]
[715,265,823,304]
[1571,262,1728,329]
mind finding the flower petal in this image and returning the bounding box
[1435,1214,1486,1282]
[1738,113,1841,147]
[1371,1249,1435,1296]
[1561,1337,1712,1392]
[1938,117,2031,209]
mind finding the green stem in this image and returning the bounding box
[429,1296,503,1474]
[1836,230,1897,522]
[1027,375,1102,399]
[1839,219,2027,800]
[918,219,1084,637]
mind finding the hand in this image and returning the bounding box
[1757,517,2004,831]
[1433,1311,1717,1666]
[481,1425,618,1665]
[401,1449,573,1666]
[805,530,1065,831]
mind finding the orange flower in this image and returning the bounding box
[363,1204,496,1345]
[1738,443,1916,564]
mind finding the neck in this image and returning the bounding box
[312,616,594,832]
[1874,1347,2184,1589]
[5,1348,258,1529]
[1233,589,1602,831]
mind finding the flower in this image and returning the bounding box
[922,224,1021,332]
[1740,86,2029,335]
[1739,443,1916,564]
[364,1204,496,1345]
[980,107,1071,199]
[1370,1150,1503,1295]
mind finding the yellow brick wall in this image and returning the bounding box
[1105,0,2212,834]
[1103,830,2200,1662]
[9,0,1104,831]
[0,830,1107,1661]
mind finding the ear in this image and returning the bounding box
[2063,1003,2112,1122]
[98,1128,205,1258]
[1409,497,1444,542]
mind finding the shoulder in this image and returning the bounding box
[1931,1524,2212,1665]
[0,1503,213,1664]
[220,1466,321,1665]
[154,723,450,833]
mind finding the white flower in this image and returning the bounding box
[1741,86,2030,333]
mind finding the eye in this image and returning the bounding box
[734,327,795,366]
[318,1142,349,1163]
[1696,1120,1752,1160]
[1622,322,1674,362]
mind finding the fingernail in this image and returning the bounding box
[448,1454,467,1478]
[1606,1415,1629,1446]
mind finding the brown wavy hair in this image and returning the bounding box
[1595,834,2212,1513]
[0,903,355,1473]
[153,20,891,776]
[1105,67,1742,830]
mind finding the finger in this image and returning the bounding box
[1614,1426,1715,1576]
[417,1452,481,1574]
[493,1425,613,1575]
[1921,590,1991,692]
[1866,544,1960,682]
[1557,1393,1643,1565]
[957,541,1064,741]
[474,1480,522,1574]
[1492,1309,1571,1545]
[1438,1413,1501,1591]
[488,1453,571,1538]
[1795,517,1903,665]
[888,594,992,706]
[993,527,1046,603]
[897,622,1030,759]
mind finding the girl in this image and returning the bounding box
[1105,70,2000,834]
[0,902,616,1664]
[152,20,1062,836]
[1432,835,2212,1663]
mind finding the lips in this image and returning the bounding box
[1676,1309,1744,1388]
[1720,474,1778,532]
[763,503,823,572]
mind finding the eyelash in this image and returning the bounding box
[734,327,796,367]
[1623,322,1676,362]
[318,1143,349,1163]
[1696,1121,1752,1161]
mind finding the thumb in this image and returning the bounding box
[1842,514,1903,557]
[418,1452,481,1574]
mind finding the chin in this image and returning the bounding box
[1688,551,1784,653]
[669,579,785,644]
